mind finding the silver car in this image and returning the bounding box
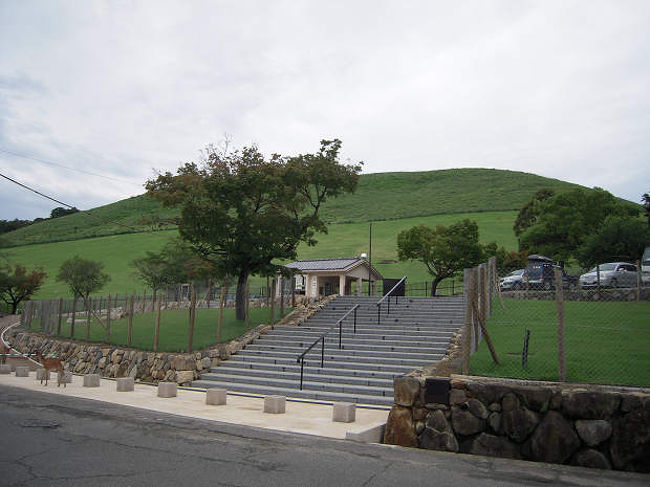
[500,269,525,290]
[579,262,638,289]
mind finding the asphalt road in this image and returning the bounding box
[1,385,647,487]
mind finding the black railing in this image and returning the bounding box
[296,304,359,390]
[376,276,407,325]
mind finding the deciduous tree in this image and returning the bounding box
[146,139,361,319]
[577,216,650,268]
[0,263,46,314]
[56,256,110,305]
[397,219,485,296]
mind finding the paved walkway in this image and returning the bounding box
[0,317,387,441]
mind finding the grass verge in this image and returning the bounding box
[470,298,650,387]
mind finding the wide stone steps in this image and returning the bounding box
[253,337,451,351]
[236,348,444,366]
[215,362,400,382]
[191,379,395,406]
[269,329,455,342]
[193,295,465,405]
[221,358,417,376]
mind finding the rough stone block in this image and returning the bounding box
[14,366,30,377]
[332,402,356,423]
[116,377,134,392]
[264,395,286,414]
[394,376,422,407]
[384,406,417,447]
[206,388,227,405]
[83,374,100,387]
[157,382,177,398]
[0,364,12,374]
[36,368,49,381]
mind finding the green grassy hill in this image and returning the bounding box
[2,167,608,299]
[1,168,582,247]
[4,210,517,298]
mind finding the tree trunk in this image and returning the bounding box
[430,276,445,297]
[235,270,249,321]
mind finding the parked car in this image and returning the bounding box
[500,269,525,290]
[579,262,638,289]
[524,254,578,290]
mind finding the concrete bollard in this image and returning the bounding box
[157,382,177,398]
[0,364,12,374]
[36,368,49,381]
[206,388,227,405]
[332,402,356,423]
[14,366,30,377]
[116,377,134,392]
[264,395,286,414]
[83,374,101,387]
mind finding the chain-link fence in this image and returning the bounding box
[463,259,650,388]
[19,285,295,353]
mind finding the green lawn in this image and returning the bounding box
[470,298,650,387]
[5,210,518,299]
[30,306,293,353]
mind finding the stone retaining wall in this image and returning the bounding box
[5,297,335,385]
[501,288,650,301]
[384,373,649,472]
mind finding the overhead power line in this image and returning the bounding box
[0,171,138,231]
[0,148,143,186]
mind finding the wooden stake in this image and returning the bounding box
[245,282,250,331]
[270,278,276,324]
[57,297,63,336]
[105,294,111,342]
[127,295,134,346]
[71,297,77,338]
[154,292,161,352]
[217,283,227,343]
[188,287,196,352]
[86,297,92,341]
[279,276,284,318]
[555,267,566,381]
[266,276,270,308]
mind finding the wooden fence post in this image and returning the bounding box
[270,278,276,324]
[462,268,473,374]
[70,297,77,338]
[188,288,196,353]
[279,277,284,318]
[555,268,567,381]
[266,276,270,308]
[637,260,642,302]
[105,294,111,342]
[245,282,250,331]
[217,283,227,343]
[127,295,134,347]
[154,292,161,352]
[86,297,92,341]
[57,298,63,336]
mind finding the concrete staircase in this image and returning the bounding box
[192,295,465,406]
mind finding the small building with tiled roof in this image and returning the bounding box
[283,257,383,298]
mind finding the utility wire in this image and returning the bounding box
[0,171,139,231]
[0,148,142,186]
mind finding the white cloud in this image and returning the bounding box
[1,0,649,219]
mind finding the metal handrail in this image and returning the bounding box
[296,304,359,390]
[376,276,407,325]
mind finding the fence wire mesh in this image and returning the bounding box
[19,287,294,353]
[467,263,650,388]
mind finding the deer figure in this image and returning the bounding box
[0,342,9,365]
[37,351,66,387]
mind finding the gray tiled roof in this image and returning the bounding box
[285,258,362,271]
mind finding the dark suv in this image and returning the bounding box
[525,255,578,290]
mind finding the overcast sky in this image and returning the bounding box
[1,0,649,220]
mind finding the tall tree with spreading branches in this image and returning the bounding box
[397,219,485,296]
[0,263,46,314]
[56,256,110,305]
[146,139,361,319]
